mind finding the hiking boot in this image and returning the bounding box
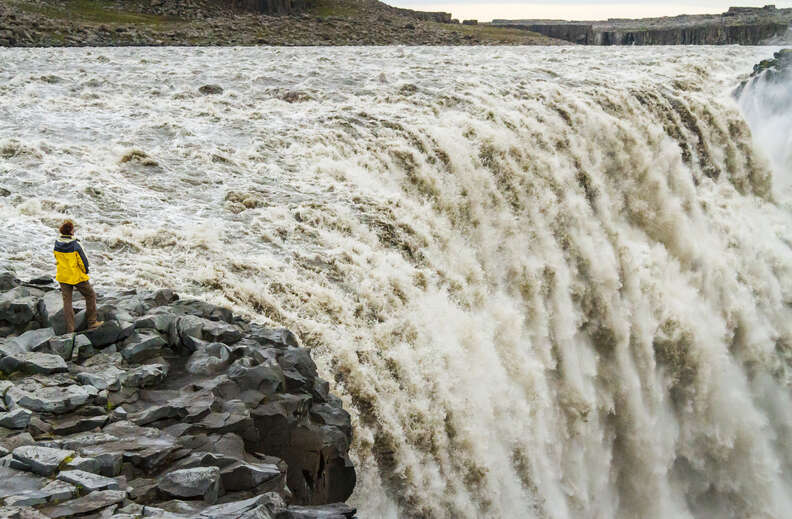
[86,321,104,331]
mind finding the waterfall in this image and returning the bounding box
[0,46,791,518]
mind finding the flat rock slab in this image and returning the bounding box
[0,466,47,499]
[8,384,91,414]
[158,466,221,504]
[40,489,126,518]
[0,328,55,356]
[3,480,76,507]
[12,445,75,476]
[0,408,32,429]
[283,503,358,519]
[121,331,166,364]
[57,469,119,492]
[0,351,67,375]
[50,414,108,436]
[0,506,51,519]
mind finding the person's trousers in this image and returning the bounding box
[60,281,98,333]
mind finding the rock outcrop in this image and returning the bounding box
[734,48,792,97]
[492,6,792,45]
[0,269,356,519]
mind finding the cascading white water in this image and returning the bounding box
[1,45,791,519]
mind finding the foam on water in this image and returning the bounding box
[1,45,792,518]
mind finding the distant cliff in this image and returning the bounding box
[0,0,563,47]
[493,5,792,45]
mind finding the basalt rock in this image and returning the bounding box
[0,272,356,518]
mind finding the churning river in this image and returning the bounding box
[1,45,791,519]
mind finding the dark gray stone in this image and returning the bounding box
[50,414,108,436]
[0,287,43,327]
[0,328,55,357]
[47,334,75,360]
[3,479,76,507]
[8,384,92,414]
[158,466,221,503]
[186,342,231,376]
[57,469,119,491]
[40,489,126,518]
[82,321,122,348]
[278,503,357,519]
[0,351,67,375]
[0,408,32,429]
[12,445,75,476]
[228,358,284,395]
[122,363,168,388]
[121,330,167,364]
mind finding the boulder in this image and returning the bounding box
[39,489,126,518]
[199,84,224,95]
[158,466,222,503]
[279,503,357,519]
[0,328,55,357]
[2,479,76,507]
[0,351,68,375]
[82,321,123,348]
[120,330,166,363]
[57,469,119,491]
[8,384,92,414]
[0,408,32,429]
[0,287,43,327]
[123,362,168,388]
[47,334,75,360]
[0,466,48,500]
[11,445,75,476]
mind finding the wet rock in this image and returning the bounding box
[40,489,126,518]
[57,469,119,491]
[279,503,357,519]
[0,351,68,375]
[121,330,166,363]
[12,445,75,476]
[158,466,222,503]
[0,408,32,429]
[198,84,223,95]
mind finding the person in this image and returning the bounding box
[54,220,103,333]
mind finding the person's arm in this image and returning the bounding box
[75,241,90,274]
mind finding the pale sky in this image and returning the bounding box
[387,1,792,22]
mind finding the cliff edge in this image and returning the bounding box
[0,268,356,518]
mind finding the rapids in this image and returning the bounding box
[1,45,791,518]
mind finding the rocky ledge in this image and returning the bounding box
[0,269,356,519]
[734,48,792,97]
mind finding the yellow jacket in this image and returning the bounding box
[54,235,90,285]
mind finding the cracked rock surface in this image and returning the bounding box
[0,271,356,519]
